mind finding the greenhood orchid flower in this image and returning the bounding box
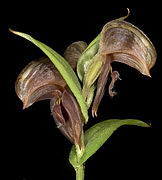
[15,41,87,147]
[81,19,157,117]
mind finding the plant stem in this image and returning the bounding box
[76,164,84,180]
[75,132,85,180]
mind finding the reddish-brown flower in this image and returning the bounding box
[15,41,87,147]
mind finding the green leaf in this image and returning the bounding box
[69,119,149,168]
[69,145,78,168]
[9,29,88,122]
[77,33,101,81]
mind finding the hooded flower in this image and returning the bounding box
[82,19,157,117]
[15,41,87,147]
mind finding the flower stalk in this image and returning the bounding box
[76,164,84,180]
[75,132,85,180]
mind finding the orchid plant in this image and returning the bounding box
[10,9,156,180]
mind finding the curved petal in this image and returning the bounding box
[63,41,87,70]
[15,57,65,108]
[99,20,157,76]
[50,89,82,146]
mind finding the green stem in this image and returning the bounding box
[75,132,85,180]
[76,164,84,180]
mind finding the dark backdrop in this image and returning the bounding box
[5,6,161,180]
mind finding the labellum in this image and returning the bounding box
[82,16,157,117]
[15,41,87,147]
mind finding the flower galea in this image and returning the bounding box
[82,19,157,117]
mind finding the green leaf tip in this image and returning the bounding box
[9,29,32,41]
[9,28,13,33]
[10,29,89,122]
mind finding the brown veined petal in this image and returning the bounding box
[15,42,85,146]
[50,92,66,128]
[16,41,88,109]
[15,57,66,109]
[91,19,157,117]
[63,41,88,69]
[91,57,111,117]
[99,19,157,76]
[50,89,82,147]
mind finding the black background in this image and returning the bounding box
[5,6,161,180]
